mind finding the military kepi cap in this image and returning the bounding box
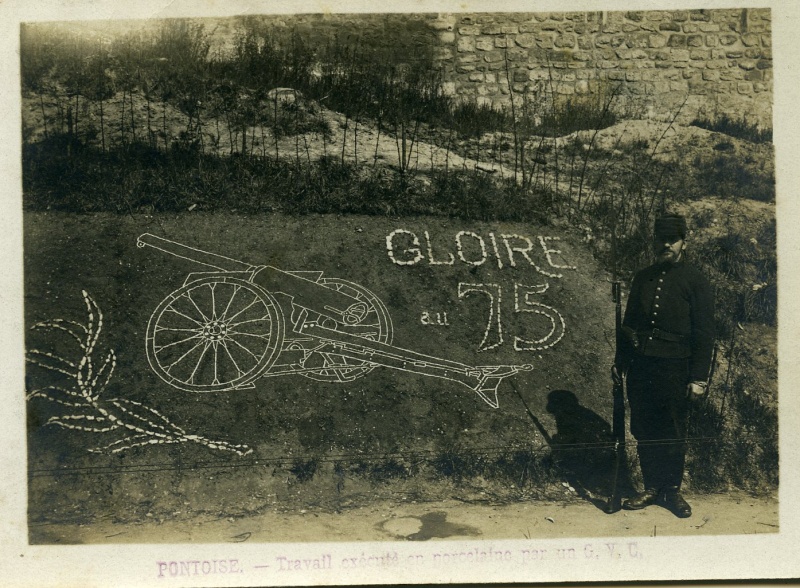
[654,213,687,240]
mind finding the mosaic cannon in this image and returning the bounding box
[138,233,532,407]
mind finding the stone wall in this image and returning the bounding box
[431,8,773,128]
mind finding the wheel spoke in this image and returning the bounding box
[155,333,202,353]
[166,339,205,371]
[228,315,273,328]
[228,337,261,363]
[185,289,210,323]
[155,326,203,334]
[227,330,272,340]
[221,340,245,379]
[225,295,261,323]
[220,283,242,322]
[212,341,220,385]
[164,305,203,326]
[209,282,218,320]
[187,341,212,384]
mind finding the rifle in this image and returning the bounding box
[605,214,626,514]
[604,279,626,513]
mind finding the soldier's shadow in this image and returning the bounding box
[545,389,633,510]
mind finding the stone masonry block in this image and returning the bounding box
[747,23,770,34]
[761,34,771,47]
[459,53,479,64]
[555,34,576,48]
[623,24,641,33]
[440,31,456,44]
[742,33,759,47]
[682,24,699,33]
[668,34,687,47]
[672,49,690,61]
[660,22,681,32]
[654,81,672,94]
[431,17,455,31]
[533,13,550,23]
[482,23,503,35]
[690,10,711,22]
[702,70,720,81]
[468,72,484,82]
[688,81,707,94]
[476,37,494,51]
[484,51,504,63]
[518,23,539,33]
[611,35,627,48]
[574,23,600,35]
[699,23,721,32]
[506,48,528,61]
[649,35,668,48]
[494,37,509,49]
[458,37,476,53]
[690,49,710,60]
[672,10,689,22]
[744,48,761,59]
[687,35,703,47]
[705,60,727,70]
[515,33,535,48]
[754,82,768,93]
[628,33,651,48]
[750,8,771,21]
[719,34,738,46]
[595,34,611,47]
[744,70,762,82]
[711,49,726,59]
[757,59,772,70]
[578,36,593,50]
[602,24,621,34]
[738,59,757,71]
[625,11,644,21]
[459,25,481,36]
[705,35,719,47]
[457,64,476,73]
[737,82,753,94]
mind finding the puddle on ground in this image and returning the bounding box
[379,511,481,541]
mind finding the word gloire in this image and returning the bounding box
[385,229,576,277]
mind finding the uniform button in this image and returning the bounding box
[654,304,659,308]
[655,295,660,299]
[659,279,664,283]
[648,336,653,341]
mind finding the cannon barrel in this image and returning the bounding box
[139,233,370,324]
[137,233,256,273]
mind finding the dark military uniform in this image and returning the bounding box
[615,258,715,494]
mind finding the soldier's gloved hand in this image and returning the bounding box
[611,365,624,385]
[687,381,707,398]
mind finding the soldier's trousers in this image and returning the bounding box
[626,355,691,492]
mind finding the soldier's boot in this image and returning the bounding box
[661,488,692,518]
[622,488,659,510]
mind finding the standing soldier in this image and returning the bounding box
[612,213,715,518]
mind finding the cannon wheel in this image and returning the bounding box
[301,278,393,383]
[146,276,284,392]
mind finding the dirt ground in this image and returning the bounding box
[30,491,778,544]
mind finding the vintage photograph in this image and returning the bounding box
[2,0,796,585]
